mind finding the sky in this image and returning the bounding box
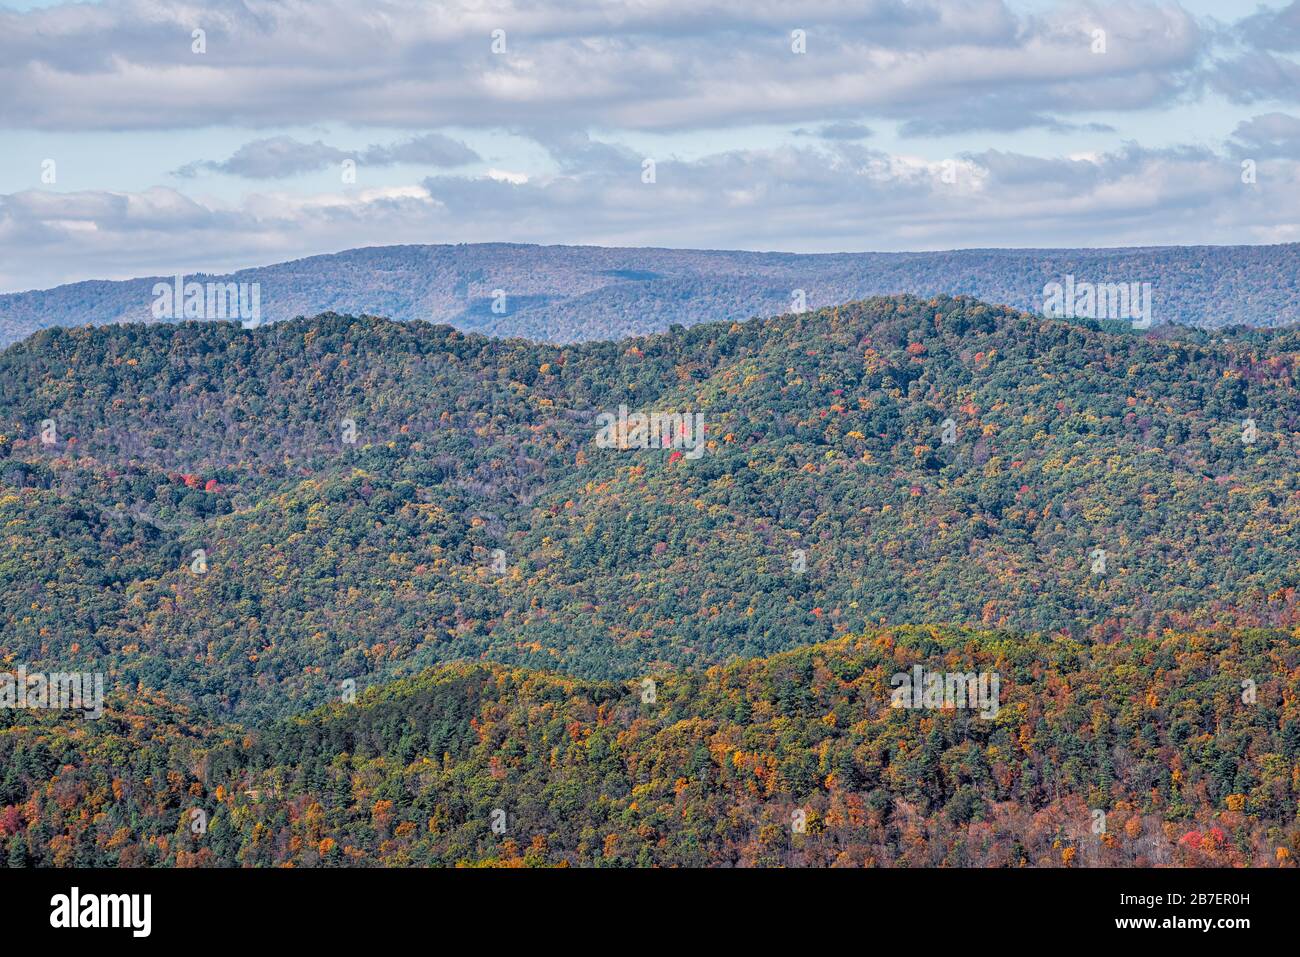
[2,0,1300,291]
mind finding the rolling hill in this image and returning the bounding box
[3,295,1300,723]
[4,293,1300,869]
[3,625,1297,867]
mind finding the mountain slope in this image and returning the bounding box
[4,296,1300,722]
[4,241,1300,347]
[3,625,1297,867]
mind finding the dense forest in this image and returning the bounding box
[2,626,1298,867]
[4,296,1300,719]
[5,241,1300,347]
[3,294,1300,866]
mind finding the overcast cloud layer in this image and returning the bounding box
[3,0,1300,291]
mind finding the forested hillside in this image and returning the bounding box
[3,626,1297,867]
[4,241,1300,347]
[4,296,1300,722]
[5,294,1300,868]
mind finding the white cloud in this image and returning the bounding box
[0,0,1206,133]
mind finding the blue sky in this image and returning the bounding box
[2,0,1300,291]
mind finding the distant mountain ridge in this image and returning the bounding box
[3,241,1299,347]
